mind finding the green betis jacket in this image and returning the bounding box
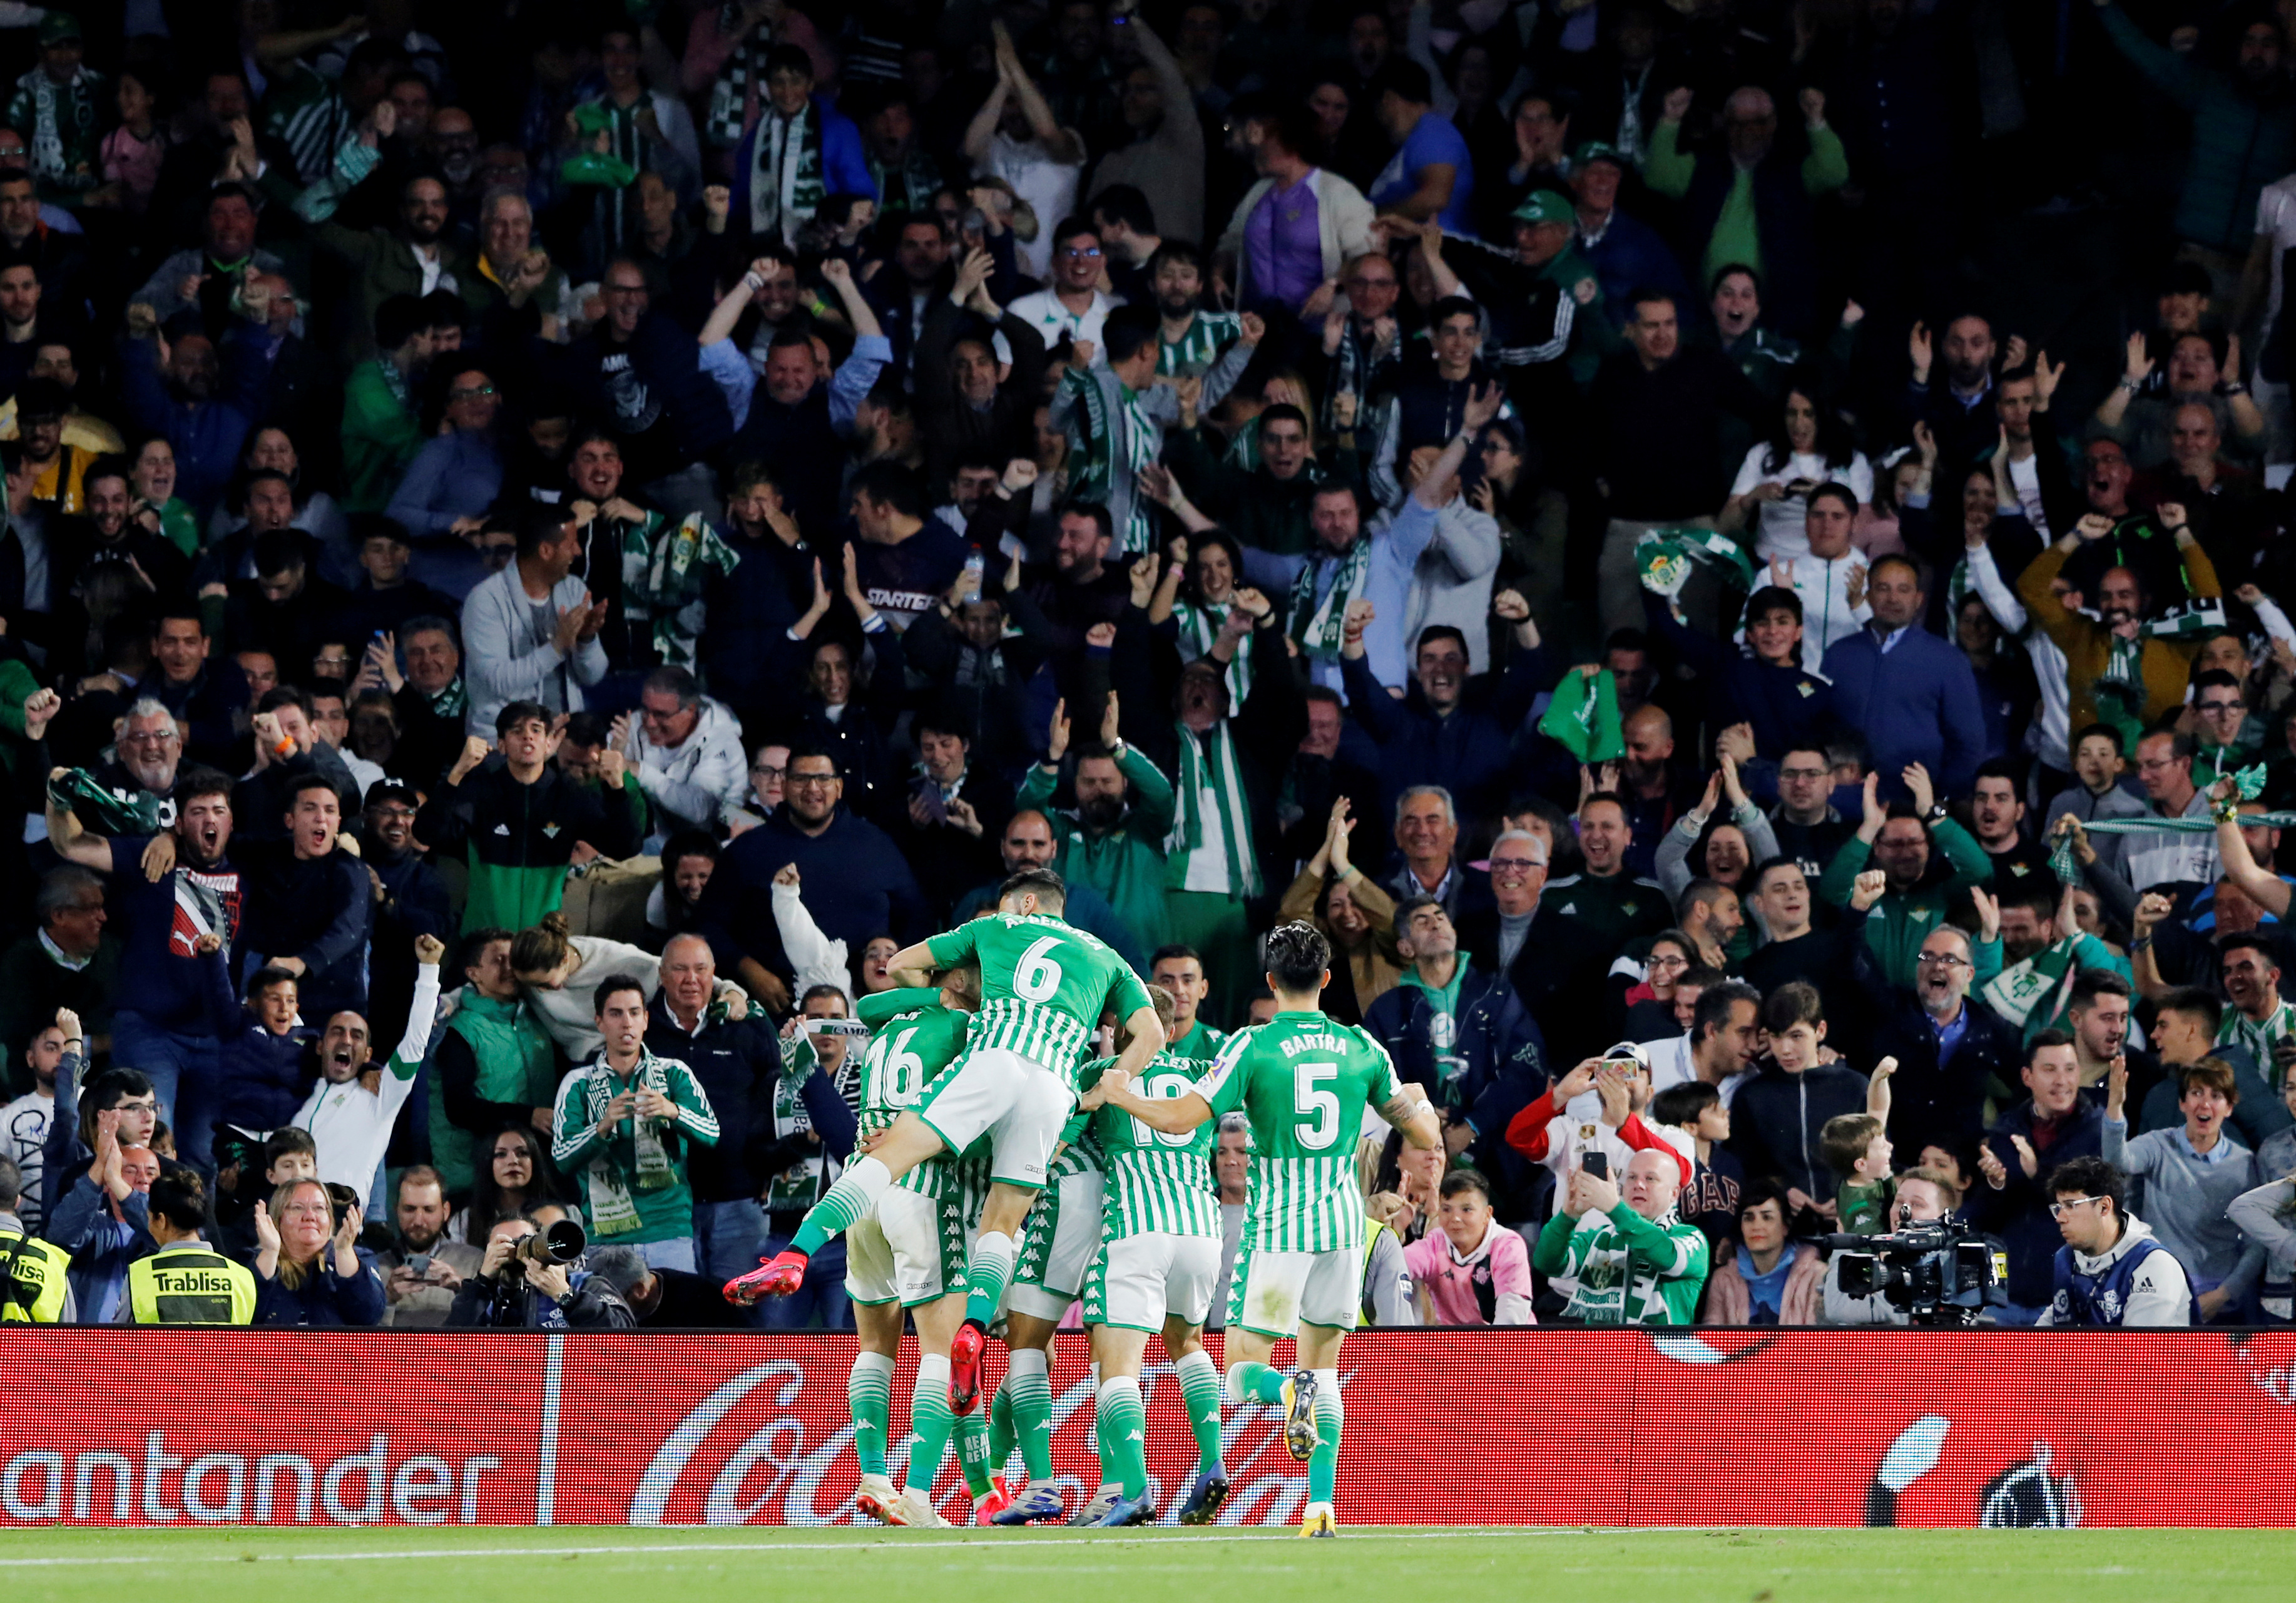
[430,991,561,1194]
[1531,1202,1709,1326]
[340,359,425,514]
[1819,816,1994,988]
[1016,743,1177,953]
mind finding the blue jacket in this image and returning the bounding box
[1343,643,1546,827]
[252,1245,386,1326]
[50,1172,153,1323]
[728,97,874,232]
[646,996,802,1204]
[235,843,373,1023]
[1819,623,1987,801]
[210,946,320,1132]
[1969,1096,2109,1307]
[119,328,272,518]
[1726,1060,1870,1204]
[695,807,932,983]
[1645,593,1835,758]
[1581,208,1689,329]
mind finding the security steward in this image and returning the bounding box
[125,1170,257,1325]
[0,1155,73,1323]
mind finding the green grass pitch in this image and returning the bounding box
[0,1525,2286,1603]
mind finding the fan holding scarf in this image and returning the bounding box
[729,45,874,248]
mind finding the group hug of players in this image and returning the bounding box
[725,866,1441,1537]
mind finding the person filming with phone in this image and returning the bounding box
[1531,1145,1710,1326]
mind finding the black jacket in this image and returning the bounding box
[646,995,784,1204]
[446,1269,636,1328]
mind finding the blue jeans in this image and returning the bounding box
[639,1237,698,1273]
[696,1198,767,1275]
[113,1015,221,1177]
[759,1231,850,1329]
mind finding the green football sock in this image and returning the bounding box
[961,1230,1017,1328]
[1096,1376,1148,1499]
[905,1355,957,1496]
[1006,1346,1055,1480]
[1223,1360,1288,1406]
[987,1377,1016,1476]
[955,1411,993,1498]
[1307,1370,1343,1506]
[1174,1349,1226,1473]
[790,1156,892,1254]
[847,1350,894,1478]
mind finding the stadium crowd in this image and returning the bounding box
[5,0,2296,1336]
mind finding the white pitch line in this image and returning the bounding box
[0,1530,1526,1567]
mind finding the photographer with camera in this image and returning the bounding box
[1531,1146,1710,1326]
[250,1176,384,1326]
[2034,1154,2197,1326]
[447,1213,635,1329]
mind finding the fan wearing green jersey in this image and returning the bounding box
[1096,922,1441,1540]
[733,869,1163,1421]
[1069,983,1234,1528]
[832,968,1007,1529]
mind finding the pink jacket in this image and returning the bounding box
[1404,1218,1536,1326]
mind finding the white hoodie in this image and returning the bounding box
[2035,1212,2193,1328]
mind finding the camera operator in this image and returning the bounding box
[447,1214,636,1329]
[2034,1155,2196,1327]
[1820,1167,1962,1325]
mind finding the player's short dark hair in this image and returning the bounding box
[1807,482,1858,518]
[850,459,927,519]
[1093,184,1156,235]
[998,866,1067,911]
[1743,585,1801,625]
[1150,945,1202,970]
[593,973,649,1015]
[1377,57,1434,105]
[2069,968,2133,1012]
[1145,238,1202,278]
[1437,1167,1491,1203]
[1103,306,1160,367]
[496,699,549,737]
[2071,722,2124,758]
[1263,921,1331,992]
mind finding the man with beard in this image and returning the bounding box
[1969,761,2053,884]
[2021,505,2222,757]
[118,306,272,518]
[914,245,1048,491]
[375,1165,481,1327]
[130,183,293,330]
[2098,1,2296,269]
[290,934,444,1212]
[314,173,467,359]
[1148,242,1252,399]
[949,807,1145,970]
[1166,404,1361,599]
[1820,765,1994,986]
[864,212,956,382]
[81,699,184,832]
[1013,692,1176,953]
[44,766,240,1170]
[1902,312,2003,484]
[1979,878,2131,1043]
[1514,793,1671,1065]
[358,780,451,1045]
[1019,501,1132,670]
[720,258,887,538]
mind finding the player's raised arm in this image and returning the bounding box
[884,940,942,988]
[1379,1082,1442,1151]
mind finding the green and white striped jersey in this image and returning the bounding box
[851,986,987,1201]
[1079,1053,1218,1240]
[1193,1010,1403,1253]
[923,914,1153,1086]
[1158,310,1243,377]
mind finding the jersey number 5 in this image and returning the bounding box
[1014,935,1065,1002]
[1293,1062,1339,1150]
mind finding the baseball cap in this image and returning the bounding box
[1574,141,1627,172]
[1511,188,1574,227]
[1601,1042,1653,1072]
[365,778,421,812]
[38,13,83,44]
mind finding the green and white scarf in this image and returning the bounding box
[1174,598,1254,705]
[568,1050,683,1237]
[1064,367,1161,552]
[1636,528,1755,599]
[1289,539,1372,661]
[630,511,740,672]
[1166,720,1261,897]
[427,675,469,723]
[1982,938,2086,1032]
[748,100,825,243]
[2048,764,2296,882]
[704,17,768,148]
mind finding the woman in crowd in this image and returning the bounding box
[252,1176,384,1327]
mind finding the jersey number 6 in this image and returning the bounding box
[1014,935,1065,1002]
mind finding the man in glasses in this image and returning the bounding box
[1970,1031,2110,1321]
[2188,668,2259,788]
[1010,215,1116,355]
[2034,1154,2195,1326]
[1865,904,2022,1167]
[613,665,750,845]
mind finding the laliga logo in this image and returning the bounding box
[631,1361,859,1526]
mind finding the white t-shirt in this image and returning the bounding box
[1731,444,1875,561]
[2256,173,2296,358]
[983,132,1084,279]
[1008,287,1115,357]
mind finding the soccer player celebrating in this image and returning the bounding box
[834,966,1003,1527]
[1068,984,1232,1527]
[730,868,1161,1423]
[1096,923,1442,1538]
